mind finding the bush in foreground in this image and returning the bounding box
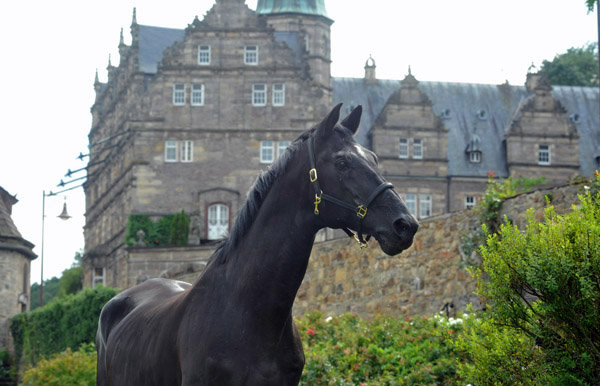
[296,311,463,386]
[456,174,600,385]
[20,343,96,386]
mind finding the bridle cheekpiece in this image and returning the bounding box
[307,133,394,249]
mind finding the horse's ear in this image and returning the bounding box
[316,103,343,137]
[340,105,362,135]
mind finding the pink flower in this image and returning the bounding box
[487,170,495,178]
[307,328,315,336]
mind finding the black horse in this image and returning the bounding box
[96,104,419,386]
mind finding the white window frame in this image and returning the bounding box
[272,84,285,106]
[244,45,258,65]
[207,203,229,240]
[404,194,416,216]
[538,145,550,165]
[469,151,481,163]
[165,140,178,162]
[181,140,193,162]
[260,141,274,163]
[278,141,290,158]
[198,45,211,65]
[419,194,432,219]
[413,139,423,159]
[191,84,204,106]
[465,196,476,210]
[92,267,105,288]
[252,84,266,106]
[173,84,185,105]
[399,138,409,159]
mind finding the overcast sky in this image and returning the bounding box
[0,0,596,285]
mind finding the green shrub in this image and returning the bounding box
[20,343,96,386]
[296,312,463,385]
[124,211,190,247]
[0,350,16,386]
[169,210,190,245]
[10,286,118,367]
[456,173,600,384]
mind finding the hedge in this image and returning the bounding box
[10,286,118,367]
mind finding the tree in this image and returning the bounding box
[540,43,599,87]
[586,0,597,12]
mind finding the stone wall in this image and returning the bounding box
[293,182,583,318]
[0,251,30,352]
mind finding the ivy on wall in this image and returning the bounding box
[124,210,190,247]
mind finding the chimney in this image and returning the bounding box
[364,55,377,84]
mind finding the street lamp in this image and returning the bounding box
[40,191,71,307]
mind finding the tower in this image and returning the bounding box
[256,0,333,93]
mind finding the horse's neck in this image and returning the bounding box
[226,160,316,322]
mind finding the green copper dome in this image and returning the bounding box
[256,0,329,18]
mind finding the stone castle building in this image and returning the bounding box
[82,0,599,289]
[0,187,35,352]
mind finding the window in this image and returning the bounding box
[404,194,416,216]
[165,140,178,162]
[181,140,193,162]
[173,84,185,105]
[191,84,204,106]
[272,84,285,106]
[93,267,105,288]
[260,141,274,163]
[465,196,476,210]
[322,35,328,58]
[304,34,310,53]
[413,139,423,159]
[538,145,550,165]
[399,138,409,159]
[419,194,432,218]
[208,204,229,240]
[198,45,211,65]
[469,151,481,163]
[244,45,258,65]
[252,84,266,106]
[278,141,290,158]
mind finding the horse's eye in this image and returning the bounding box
[335,158,348,171]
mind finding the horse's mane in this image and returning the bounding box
[209,128,315,265]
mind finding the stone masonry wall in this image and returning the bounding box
[293,183,583,318]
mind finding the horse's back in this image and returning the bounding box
[96,278,191,386]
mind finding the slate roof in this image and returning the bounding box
[333,77,600,178]
[138,25,185,74]
[0,186,36,258]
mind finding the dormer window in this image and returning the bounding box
[466,134,482,163]
[441,108,452,119]
[477,109,488,120]
[469,151,481,163]
[245,45,258,65]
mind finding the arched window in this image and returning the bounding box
[207,203,229,240]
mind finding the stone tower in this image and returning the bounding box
[0,187,36,352]
[256,0,333,92]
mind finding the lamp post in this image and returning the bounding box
[40,191,71,307]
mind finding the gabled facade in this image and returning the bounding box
[505,72,580,182]
[83,0,333,288]
[371,70,449,218]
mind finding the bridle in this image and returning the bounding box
[307,133,394,249]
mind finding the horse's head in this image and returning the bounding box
[308,103,419,255]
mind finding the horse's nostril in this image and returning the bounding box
[393,217,418,237]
